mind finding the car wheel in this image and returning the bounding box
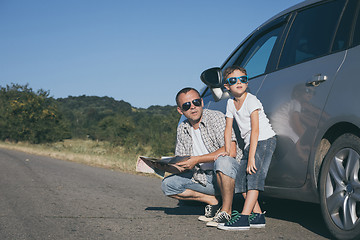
[319,133,360,240]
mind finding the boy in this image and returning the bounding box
[216,66,276,230]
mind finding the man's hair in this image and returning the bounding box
[175,87,201,106]
[223,65,247,81]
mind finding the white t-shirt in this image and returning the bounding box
[225,93,275,148]
[190,127,214,171]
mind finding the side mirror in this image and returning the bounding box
[200,67,230,102]
[200,67,223,88]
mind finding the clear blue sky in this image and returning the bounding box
[0,0,304,108]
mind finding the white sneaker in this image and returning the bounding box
[198,215,213,222]
[198,203,221,222]
[206,211,231,227]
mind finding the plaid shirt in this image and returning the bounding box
[175,109,242,185]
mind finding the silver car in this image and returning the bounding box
[199,0,360,239]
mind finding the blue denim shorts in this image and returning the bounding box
[235,136,276,193]
[161,156,239,196]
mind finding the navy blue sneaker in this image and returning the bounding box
[249,211,266,228]
[217,210,250,231]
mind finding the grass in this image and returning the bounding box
[0,139,155,174]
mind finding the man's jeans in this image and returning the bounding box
[161,156,239,196]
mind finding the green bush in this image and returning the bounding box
[0,84,179,156]
[0,84,70,143]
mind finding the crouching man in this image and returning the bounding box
[161,87,241,226]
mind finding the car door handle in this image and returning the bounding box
[307,74,327,87]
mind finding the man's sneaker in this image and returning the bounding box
[198,203,221,222]
[249,211,266,228]
[206,211,231,227]
[217,210,250,231]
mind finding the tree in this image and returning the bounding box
[0,84,70,143]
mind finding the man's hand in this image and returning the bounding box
[175,157,198,170]
[214,151,229,160]
[247,157,257,175]
[152,162,186,173]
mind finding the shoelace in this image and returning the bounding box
[214,208,221,218]
[214,211,230,222]
[249,211,266,221]
[248,211,266,222]
[248,212,256,222]
[227,210,241,225]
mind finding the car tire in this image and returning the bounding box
[319,133,360,240]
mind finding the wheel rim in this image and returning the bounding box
[326,148,360,230]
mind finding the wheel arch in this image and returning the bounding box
[313,121,360,191]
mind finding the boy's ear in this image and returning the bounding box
[177,106,184,115]
[224,84,230,91]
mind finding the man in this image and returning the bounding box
[161,87,242,226]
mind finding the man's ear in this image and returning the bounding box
[201,98,204,107]
[177,106,183,115]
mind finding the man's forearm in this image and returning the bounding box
[193,146,226,164]
[194,141,237,164]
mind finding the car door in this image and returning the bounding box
[254,0,348,188]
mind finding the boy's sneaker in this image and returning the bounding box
[249,211,266,228]
[198,203,221,222]
[217,210,250,231]
[206,211,231,227]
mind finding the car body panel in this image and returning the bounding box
[260,50,347,188]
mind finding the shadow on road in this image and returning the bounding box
[146,194,332,239]
[243,194,332,239]
[145,200,204,216]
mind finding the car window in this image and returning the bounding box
[353,1,360,46]
[222,16,288,79]
[278,0,346,68]
[239,28,281,78]
[332,0,358,52]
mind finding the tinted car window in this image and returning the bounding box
[353,1,360,46]
[332,0,358,52]
[222,16,287,79]
[239,27,282,78]
[279,0,345,68]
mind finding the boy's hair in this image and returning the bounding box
[223,65,247,82]
[175,87,201,107]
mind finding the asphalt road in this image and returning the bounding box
[0,148,332,240]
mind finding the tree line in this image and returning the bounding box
[0,84,180,156]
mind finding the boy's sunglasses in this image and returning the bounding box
[181,98,202,111]
[226,75,248,85]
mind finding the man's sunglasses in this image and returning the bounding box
[181,98,202,111]
[226,75,248,85]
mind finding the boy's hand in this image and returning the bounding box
[176,157,198,170]
[247,157,257,175]
[214,152,229,160]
